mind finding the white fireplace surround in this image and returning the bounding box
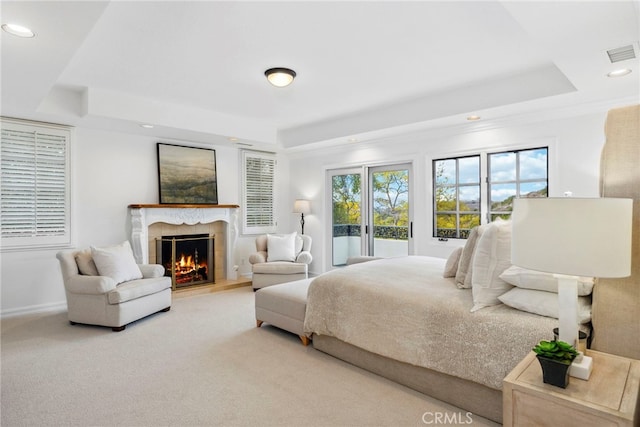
[128,204,239,281]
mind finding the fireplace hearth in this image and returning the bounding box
[156,234,215,290]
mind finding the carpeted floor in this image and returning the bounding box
[1,287,499,426]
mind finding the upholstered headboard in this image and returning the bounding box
[591,104,640,359]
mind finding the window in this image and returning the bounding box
[433,147,548,238]
[241,150,276,234]
[488,147,548,220]
[1,118,72,250]
[433,156,481,239]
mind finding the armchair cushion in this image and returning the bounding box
[267,232,297,262]
[108,277,171,304]
[91,241,143,285]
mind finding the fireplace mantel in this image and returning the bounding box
[128,204,240,280]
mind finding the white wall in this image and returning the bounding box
[0,110,610,315]
[0,127,289,315]
[288,111,608,274]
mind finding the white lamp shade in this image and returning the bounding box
[511,198,632,278]
[293,199,311,214]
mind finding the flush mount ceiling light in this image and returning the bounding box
[607,68,632,78]
[467,115,481,121]
[265,68,296,87]
[2,23,35,38]
[139,124,154,129]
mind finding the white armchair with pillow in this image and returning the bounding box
[249,232,312,290]
[56,241,172,331]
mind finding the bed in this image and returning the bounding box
[304,255,584,423]
[304,105,640,424]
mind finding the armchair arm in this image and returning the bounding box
[249,251,267,264]
[296,251,313,265]
[65,275,117,295]
[139,264,165,278]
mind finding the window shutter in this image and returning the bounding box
[242,150,276,234]
[1,119,71,249]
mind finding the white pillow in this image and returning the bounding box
[499,265,594,296]
[498,288,592,324]
[267,232,297,262]
[471,219,513,312]
[91,241,143,285]
[443,247,463,278]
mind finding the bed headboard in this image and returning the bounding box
[591,104,640,359]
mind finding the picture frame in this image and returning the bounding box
[157,143,218,204]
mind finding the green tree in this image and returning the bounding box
[332,174,361,225]
[372,171,409,226]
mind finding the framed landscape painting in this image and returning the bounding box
[157,143,218,204]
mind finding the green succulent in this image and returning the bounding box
[533,340,578,365]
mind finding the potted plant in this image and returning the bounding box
[532,340,579,388]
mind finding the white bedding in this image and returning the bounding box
[304,256,565,390]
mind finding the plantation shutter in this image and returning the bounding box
[1,118,71,249]
[242,150,276,234]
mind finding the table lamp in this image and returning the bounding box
[293,199,311,235]
[511,197,632,380]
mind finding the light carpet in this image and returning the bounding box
[1,287,499,426]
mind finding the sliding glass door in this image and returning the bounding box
[329,163,412,267]
[369,165,410,258]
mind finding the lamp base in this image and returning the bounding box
[569,353,593,380]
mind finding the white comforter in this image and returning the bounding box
[304,256,560,390]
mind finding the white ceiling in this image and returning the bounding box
[1,1,639,151]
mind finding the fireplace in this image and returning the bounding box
[128,204,239,283]
[156,234,215,289]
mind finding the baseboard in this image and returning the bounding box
[1,301,67,319]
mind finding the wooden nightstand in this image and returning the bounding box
[503,350,640,427]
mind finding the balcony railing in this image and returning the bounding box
[333,224,408,240]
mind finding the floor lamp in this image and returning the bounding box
[293,199,311,235]
[511,197,632,380]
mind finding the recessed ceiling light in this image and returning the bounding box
[607,68,632,78]
[264,68,296,87]
[467,115,481,121]
[347,138,359,143]
[139,124,154,129]
[2,23,35,38]
[228,137,239,142]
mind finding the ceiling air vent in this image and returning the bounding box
[607,44,636,63]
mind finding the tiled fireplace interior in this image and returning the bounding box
[148,221,226,285]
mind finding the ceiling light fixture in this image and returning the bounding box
[2,23,35,38]
[467,115,481,121]
[139,124,154,129]
[607,68,632,78]
[265,68,296,87]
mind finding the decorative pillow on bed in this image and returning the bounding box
[471,219,513,312]
[443,247,463,278]
[90,241,143,284]
[455,225,487,288]
[267,232,297,262]
[498,288,592,324]
[499,265,595,296]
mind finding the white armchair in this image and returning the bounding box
[56,241,172,331]
[249,233,312,290]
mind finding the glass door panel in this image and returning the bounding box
[369,165,410,257]
[330,171,363,266]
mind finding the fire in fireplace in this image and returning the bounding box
[156,234,215,289]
